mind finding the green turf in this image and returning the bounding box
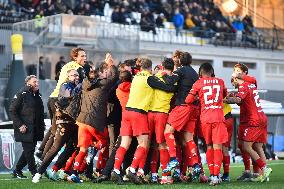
[1,160,284,189]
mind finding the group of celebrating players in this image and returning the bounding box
[29,48,271,186]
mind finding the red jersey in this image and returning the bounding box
[237,82,263,126]
[187,77,227,123]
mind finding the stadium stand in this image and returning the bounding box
[1,1,260,44]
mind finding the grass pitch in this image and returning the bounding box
[0,160,284,189]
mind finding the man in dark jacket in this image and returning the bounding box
[9,75,45,178]
[162,52,201,180]
[68,53,119,183]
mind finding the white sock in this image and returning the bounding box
[113,168,120,175]
[129,167,136,174]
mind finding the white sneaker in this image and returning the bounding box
[32,173,41,183]
[209,176,220,186]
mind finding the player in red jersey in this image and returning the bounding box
[224,72,272,182]
[162,52,200,181]
[232,63,265,180]
[185,63,228,186]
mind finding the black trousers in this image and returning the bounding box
[15,141,37,175]
[40,97,58,159]
[38,122,78,174]
[102,136,138,177]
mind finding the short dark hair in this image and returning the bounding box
[199,63,214,77]
[118,59,134,72]
[140,58,152,70]
[123,59,136,67]
[234,63,248,74]
[98,62,108,73]
[180,52,192,66]
[162,58,174,71]
[119,71,132,82]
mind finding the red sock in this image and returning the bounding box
[160,149,170,176]
[223,155,230,174]
[213,149,223,176]
[73,151,86,171]
[164,133,176,158]
[239,144,251,171]
[52,165,59,172]
[186,140,199,166]
[64,151,77,171]
[150,148,158,173]
[114,147,127,170]
[255,158,266,170]
[253,162,260,173]
[131,146,147,169]
[138,148,149,170]
[206,148,214,175]
[96,151,103,170]
[78,159,86,173]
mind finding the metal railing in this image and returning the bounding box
[7,14,283,50]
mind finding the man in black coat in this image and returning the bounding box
[9,75,45,178]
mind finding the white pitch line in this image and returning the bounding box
[0,178,29,181]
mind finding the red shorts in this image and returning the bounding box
[238,124,267,143]
[120,110,149,136]
[77,122,109,148]
[168,105,199,134]
[201,122,228,145]
[148,112,168,144]
[223,118,233,147]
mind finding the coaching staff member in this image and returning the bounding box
[10,75,45,178]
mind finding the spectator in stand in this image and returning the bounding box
[160,0,172,21]
[232,16,244,41]
[54,0,67,14]
[185,13,197,31]
[242,15,255,35]
[119,6,128,24]
[89,0,105,16]
[55,56,66,81]
[156,13,165,28]
[74,1,85,15]
[111,6,120,23]
[172,8,184,36]
[140,9,156,35]
[34,10,45,34]
[84,3,92,16]
[232,16,244,32]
